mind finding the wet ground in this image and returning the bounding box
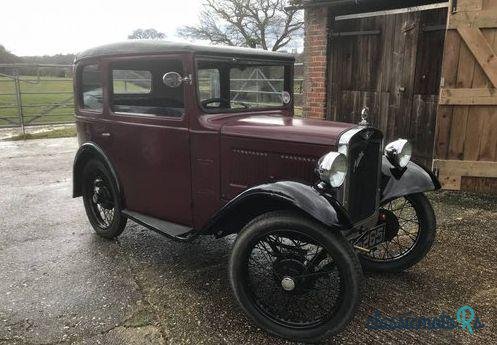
[0,137,496,345]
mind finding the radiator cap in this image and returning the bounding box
[359,106,370,126]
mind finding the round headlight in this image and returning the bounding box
[317,152,348,188]
[384,139,412,168]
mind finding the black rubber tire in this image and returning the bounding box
[81,159,127,239]
[229,211,363,343]
[359,193,436,272]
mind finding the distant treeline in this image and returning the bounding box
[1,44,75,77]
[1,44,303,78]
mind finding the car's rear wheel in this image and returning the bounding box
[229,211,362,343]
[359,193,436,272]
[82,159,127,239]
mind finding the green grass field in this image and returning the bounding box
[113,80,150,93]
[0,76,74,127]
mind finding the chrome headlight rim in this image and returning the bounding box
[317,152,348,188]
[384,139,412,168]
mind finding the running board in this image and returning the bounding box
[122,209,196,241]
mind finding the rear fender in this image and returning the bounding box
[380,157,441,204]
[73,142,120,198]
[202,181,352,237]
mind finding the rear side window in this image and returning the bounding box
[80,64,103,111]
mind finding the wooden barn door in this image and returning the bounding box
[329,7,447,166]
[435,0,497,192]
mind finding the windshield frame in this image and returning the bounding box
[195,55,293,114]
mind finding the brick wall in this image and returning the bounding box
[303,6,330,119]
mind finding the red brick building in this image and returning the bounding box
[302,5,330,119]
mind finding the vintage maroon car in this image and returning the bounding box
[72,41,440,342]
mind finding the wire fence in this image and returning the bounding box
[0,63,304,131]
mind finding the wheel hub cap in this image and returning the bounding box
[92,180,113,209]
[281,277,296,291]
[92,186,101,203]
[380,209,400,241]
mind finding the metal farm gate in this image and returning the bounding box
[0,64,74,132]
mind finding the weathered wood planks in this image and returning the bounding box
[329,8,447,166]
[434,0,497,193]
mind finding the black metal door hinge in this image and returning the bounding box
[451,0,458,13]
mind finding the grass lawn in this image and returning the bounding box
[113,80,150,93]
[0,76,74,127]
[4,127,77,141]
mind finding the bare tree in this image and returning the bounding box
[178,0,303,51]
[128,29,166,40]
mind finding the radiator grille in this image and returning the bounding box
[344,129,383,222]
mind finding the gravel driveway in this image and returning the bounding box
[0,137,496,344]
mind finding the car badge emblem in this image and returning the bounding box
[353,151,365,172]
[363,130,373,140]
[359,106,370,126]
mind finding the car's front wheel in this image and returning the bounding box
[359,193,436,272]
[81,159,127,239]
[229,211,362,343]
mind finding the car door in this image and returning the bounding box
[103,55,192,226]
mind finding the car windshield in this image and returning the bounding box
[197,59,290,112]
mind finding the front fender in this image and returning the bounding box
[203,181,352,236]
[380,157,441,204]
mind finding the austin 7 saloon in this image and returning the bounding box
[73,41,440,342]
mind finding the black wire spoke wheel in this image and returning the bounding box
[82,159,127,239]
[229,211,362,342]
[246,231,343,327]
[365,197,420,262]
[359,193,436,272]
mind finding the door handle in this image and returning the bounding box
[101,132,111,137]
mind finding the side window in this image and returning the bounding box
[112,70,152,94]
[230,65,285,108]
[111,60,184,117]
[198,68,220,102]
[80,64,103,111]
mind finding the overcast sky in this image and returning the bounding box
[0,0,204,56]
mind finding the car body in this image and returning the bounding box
[72,41,441,342]
[73,40,438,237]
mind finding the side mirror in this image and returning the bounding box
[282,91,291,104]
[162,72,192,88]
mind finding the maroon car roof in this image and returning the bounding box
[75,41,296,63]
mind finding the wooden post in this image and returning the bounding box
[13,69,25,134]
